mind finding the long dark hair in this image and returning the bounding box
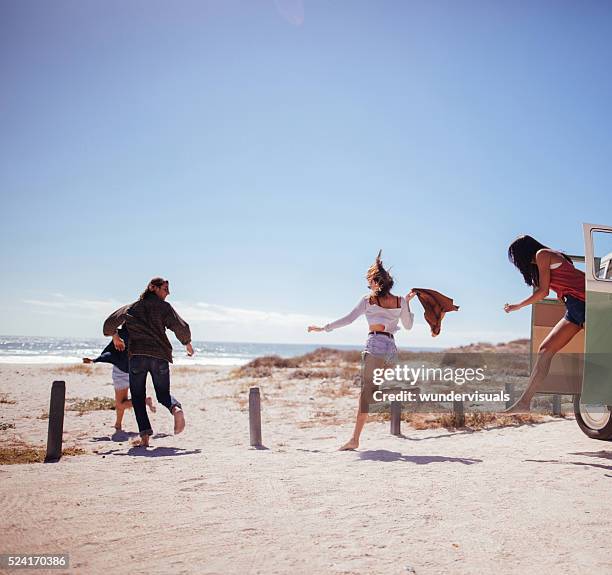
[507,235,571,287]
[139,277,168,300]
[366,250,394,297]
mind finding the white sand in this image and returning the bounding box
[1,363,611,575]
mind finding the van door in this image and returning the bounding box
[581,223,612,405]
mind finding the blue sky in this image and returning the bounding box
[1,0,611,347]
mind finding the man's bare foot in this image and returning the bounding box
[504,400,531,414]
[173,407,185,434]
[114,423,122,431]
[339,438,359,451]
[146,397,157,413]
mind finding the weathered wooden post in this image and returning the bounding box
[552,394,562,416]
[249,387,262,447]
[390,400,402,436]
[504,382,515,410]
[453,399,465,428]
[45,380,66,462]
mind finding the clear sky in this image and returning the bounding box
[1,0,611,348]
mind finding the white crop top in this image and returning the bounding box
[324,295,414,334]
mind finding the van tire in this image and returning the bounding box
[574,395,612,440]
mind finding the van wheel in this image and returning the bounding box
[574,396,612,440]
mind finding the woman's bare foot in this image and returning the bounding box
[146,397,157,413]
[173,407,185,434]
[114,423,122,431]
[339,438,359,451]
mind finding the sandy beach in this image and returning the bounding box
[1,359,611,575]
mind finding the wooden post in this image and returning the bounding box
[45,380,65,462]
[249,387,262,447]
[390,400,401,436]
[453,399,465,428]
[552,394,562,416]
[504,383,515,409]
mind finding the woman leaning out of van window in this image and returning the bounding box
[504,235,585,412]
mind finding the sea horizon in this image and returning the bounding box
[0,335,444,366]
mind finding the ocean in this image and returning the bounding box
[0,336,441,366]
[0,335,365,366]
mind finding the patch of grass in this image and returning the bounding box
[318,378,359,399]
[63,446,87,456]
[0,444,87,465]
[0,422,15,431]
[68,397,115,414]
[231,365,273,379]
[0,393,16,404]
[289,366,360,381]
[403,411,546,430]
[291,348,362,366]
[231,356,296,378]
[172,365,207,375]
[230,348,364,378]
[47,364,93,375]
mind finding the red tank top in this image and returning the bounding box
[548,258,585,301]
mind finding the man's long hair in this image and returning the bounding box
[139,277,168,301]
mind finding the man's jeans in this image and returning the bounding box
[129,355,181,437]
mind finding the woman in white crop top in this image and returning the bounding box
[308,251,416,450]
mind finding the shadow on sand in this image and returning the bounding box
[358,450,482,465]
[91,431,172,443]
[91,431,138,443]
[569,450,612,460]
[96,446,202,458]
[525,458,612,472]
[397,418,563,442]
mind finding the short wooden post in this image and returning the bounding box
[504,383,515,409]
[552,394,562,416]
[390,400,401,436]
[45,380,66,462]
[249,387,262,447]
[453,399,465,428]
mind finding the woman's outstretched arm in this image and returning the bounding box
[308,297,366,332]
[504,250,552,313]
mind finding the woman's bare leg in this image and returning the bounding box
[114,388,129,430]
[505,318,582,413]
[340,353,384,450]
[113,389,156,430]
[340,412,368,450]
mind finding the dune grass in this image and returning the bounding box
[392,411,547,430]
[0,444,87,465]
[47,364,93,375]
[68,397,116,414]
[0,393,16,404]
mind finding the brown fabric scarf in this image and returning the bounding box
[411,288,459,337]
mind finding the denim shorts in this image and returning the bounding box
[564,295,585,327]
[364,333,398,362]
[111,365,130,390]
